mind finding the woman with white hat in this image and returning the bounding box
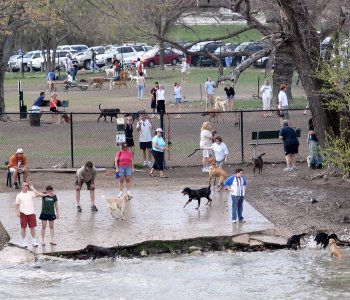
[149,128,168,178]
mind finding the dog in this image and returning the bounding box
[314,232,338,249]
[113,80,128,89]
[90,77,105,86]
[102,194,132,220]
[252,153,266,176]
[129,75,138,82]
[208,157,228,191]
[105,68,115,77]
[329,239,344,259]
[214,96,226,111]
[181,186,212,209]
[201,109,224,124]
[119,70,130,81]
[60,113,71,124]
[97,104,120,123]
[287,233,307,250]
[92,81,103,90]
[84,244,116,260]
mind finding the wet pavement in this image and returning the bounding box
[0,187,274,254]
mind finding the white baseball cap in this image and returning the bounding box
[16,148,24,154]
[156,128,163,132]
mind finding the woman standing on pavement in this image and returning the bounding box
[115,142,134,197]
[149,128,168,178]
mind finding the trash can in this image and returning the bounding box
[29,110,41,126]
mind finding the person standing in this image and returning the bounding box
[15,182,43,248]
[224,83,235,111]
[39,185,59,246]
[156,84,166,114]
[46,70,56,92]
[136,72,146,101]
[149,128,168,178]
[278,84,294,126]
[136,114,153,167]
[75,161,98,212]
[205,76,216,109]
[224,169,247,224]
[115,143,134,197]
[200,122,215,172]
[180,57,189,83]
[135,58,144,76]
[173,82,182,118]
[279,120,300,171]
[150,82,159,117]
[124,115,135,152]
[90,49,97,73]
[207,136,229,168]
[8,148,29,189]
[260,80,272,117]
[308,118,323,169]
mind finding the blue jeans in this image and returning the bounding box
[231,195,244,221]
[138,85,145,100]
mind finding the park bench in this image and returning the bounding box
[250,128,301,158]
[55,81,89,91]
[40,100,69,112]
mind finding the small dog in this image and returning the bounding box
[113,80,128,88]
[214,96,226,111]
[105,68,115,77]
[314,232,338,249]
[181,186,212,209]
[329,239,344,259]
[97,104,120,123]
[287,233,307,250]
[92,82,103,90]
[60,113,71,124]
[252,153,266,176]
[103,194,132,220]
[84,244,116,260]
[201,109,224,124]
[129,75,138,82]
[90,77,105,85]
[208,157,228,191]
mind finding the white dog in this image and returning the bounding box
[214,96,226,111]
[129,75,138,82]
[102,194,132,220]
[105,68,115,77]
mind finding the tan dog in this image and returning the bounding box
[113,80,128,89]
[105,68,115,77]
[329,238,344,259]
[92,82,103,90]
[90,77,105,85]
[214,96,226,111]
[208,157,228,191]
[102,194,132,220]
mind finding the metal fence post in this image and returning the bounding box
[240,110,244,163]
[70,112,74,168]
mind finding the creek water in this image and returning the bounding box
[0,247,349,299]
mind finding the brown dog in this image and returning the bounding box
[201,109,224,124]
[102,194,132,220]
[90,77,105,86]
[92,82,103,90]
[208,157,228,191]
[113,80,128,89]
[61,113,71,124]
[329,239,344,259]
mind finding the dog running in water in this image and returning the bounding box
[314,232,338,249]
[287,233,307,250]
[84,244,116,260]
[329,239,344,259]
[252,153,266,176]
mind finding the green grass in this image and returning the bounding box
[169,25,263,43]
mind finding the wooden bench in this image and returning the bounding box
[250,128,301,157]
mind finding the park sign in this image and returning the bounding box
[116,117,126,145]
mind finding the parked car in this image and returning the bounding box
[96,45,147,67]
[197,43,240,67]
[188,41,225,66]
[232,42,270,63]
[30,50,77,71]
[219,8,245,21]
[131,48,179,68]
[72,46,106,69]
[253,56,275,68]
[8,51,43,72]
[57,44,88,52]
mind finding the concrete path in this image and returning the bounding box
[0,187,274,254]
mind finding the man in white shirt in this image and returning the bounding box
[136,114,153,167]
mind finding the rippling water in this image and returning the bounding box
[0,248,349,299]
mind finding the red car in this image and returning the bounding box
[132,48,179,68]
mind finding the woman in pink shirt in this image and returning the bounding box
[115,143,134,197]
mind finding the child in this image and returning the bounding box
[39,185,59,246]
[174,82,182,118]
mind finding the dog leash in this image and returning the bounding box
[187,148,201,157]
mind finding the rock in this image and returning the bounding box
[0,246,35,263]
[342,216,350,223]
[232,234,250,245]
[310,198,318,204]
[188,246,201,252]
[249,239,264,246]
[140,250,147,257]
[189,250,203,256]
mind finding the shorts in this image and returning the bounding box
[202,149,212,158]
[226,95,234,101]
[39,213,56,221]
[140,141,152,150]
[75,179,94,190]
[281,106,289,119]
[126,138,135,147]
[50,107,58,113]
[175,98,182,104]
[20,213,37,228]
[118,166,132,177]
[9,167,23,174]
[284,144,299,155]
[151,99,156,109]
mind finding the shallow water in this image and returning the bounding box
[0,248,349,300]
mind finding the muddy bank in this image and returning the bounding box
[0,222,10,250]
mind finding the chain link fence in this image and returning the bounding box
[1,109,309,169]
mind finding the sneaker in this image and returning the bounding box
[202,168,208,172]
[291,166,298,171]
[283,167,291,172]
[232,220,237,224]
[117,191,123,198]
[77,205,82,212]
[22,240,28,248]
[91,204,98,212]
[13,182,19,189]
[143,161,147,166]
[32,238,38,247]
[239,218,246,223]
[147,161,152,167]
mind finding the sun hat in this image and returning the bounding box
[16,148,24,154]
[156,128,163,132]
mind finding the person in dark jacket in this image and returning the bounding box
[279,120,299,172]
[224,83,235,110]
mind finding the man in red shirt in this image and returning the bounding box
[8,148,29,189]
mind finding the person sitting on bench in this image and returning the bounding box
[31,91,46,114]
[8,148,29,189]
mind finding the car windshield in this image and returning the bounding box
[143,49,158,56]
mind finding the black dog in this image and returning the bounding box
[84,244,116,260]
[287,233,307,250]
[181,186,212,209]
[252,152,265,176]
[314,232,338,249]
[98,104,120,123]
